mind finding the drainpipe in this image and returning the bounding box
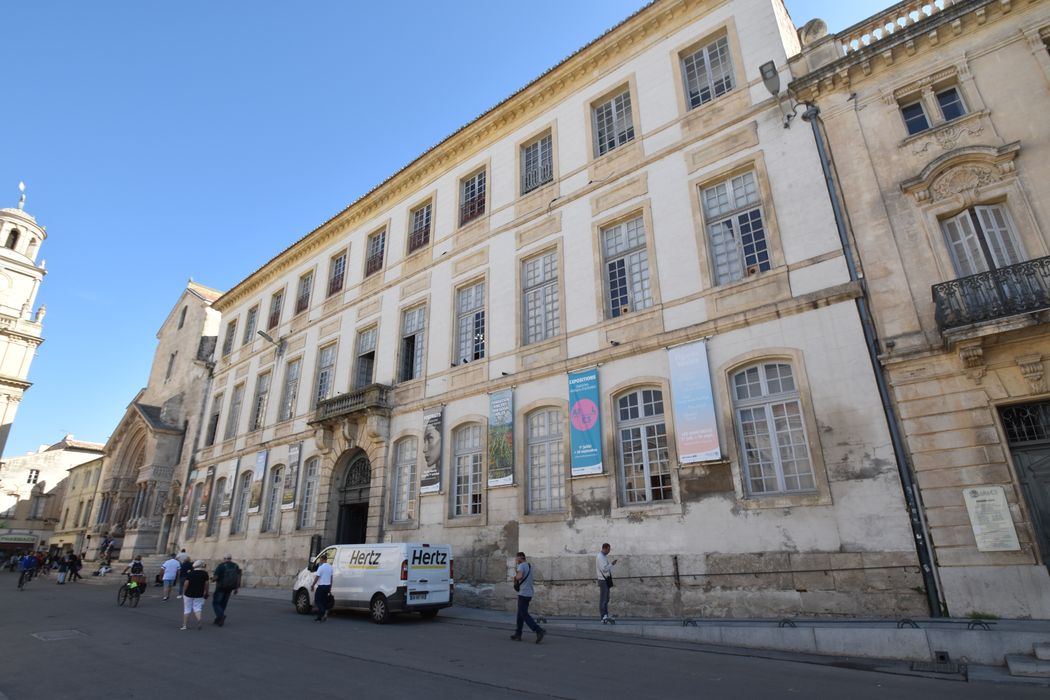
[802,103,943,617]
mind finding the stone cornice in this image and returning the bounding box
[215,0,721,312]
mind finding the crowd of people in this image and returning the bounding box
[5,549,86,587]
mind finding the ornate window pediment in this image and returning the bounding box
[901,142,1020,205]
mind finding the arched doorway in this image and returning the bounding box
[334,453,371,544]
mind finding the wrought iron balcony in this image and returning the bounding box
[933,256,1050,331]
[313,383,393,422]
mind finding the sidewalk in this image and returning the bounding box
[230,586,1050,685]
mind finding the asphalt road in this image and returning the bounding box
[0,572,1044,700]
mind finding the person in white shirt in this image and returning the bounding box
[160,555,181,601]
[310,553,334,622]
[596,543,617,624]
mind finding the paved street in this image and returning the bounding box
[0,573,1044,699]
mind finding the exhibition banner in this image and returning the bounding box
[420,410,443,494]
[487,389,514,487]
[198,466,215,520]
[218,458,237,517]
[568,368,603,476]
[282,443,301,509]
[179,470,196,522]
[668,340,722,463]
[247,450,267,513]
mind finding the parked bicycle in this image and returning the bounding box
[117,573,145,607]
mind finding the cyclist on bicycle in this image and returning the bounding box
[17,552,37,589]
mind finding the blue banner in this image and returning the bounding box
[568,368,603,476]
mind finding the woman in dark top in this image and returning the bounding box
[181,560,210,630]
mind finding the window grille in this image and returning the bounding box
[408,203,432,253]
[366,230,386,276]
[521,134,553,194]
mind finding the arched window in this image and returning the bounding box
[298,457,320,529]
[206,477,226,537]
[26,238,37,259]
[262,466,283,532]
[616,388,672,504]
[5,229,19,250]
[452,424,482,517]
[185,483,204,539]
[731,362,814,495]
[231,471,252,535]
[527,408,564,513]
[391,438,418,522]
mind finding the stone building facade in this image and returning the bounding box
[86,281,220,560]
[0,186,47,458]
[49,456,103,556]
[790,0,1050,617]
[180,0,931,618]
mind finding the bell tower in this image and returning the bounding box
[0,182,47,456]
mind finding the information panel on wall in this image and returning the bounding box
[488,389,514,487]
[668,340,722,463]
[964,485,1021,552]
[568,368,603,476]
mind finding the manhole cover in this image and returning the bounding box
[31,630,86,642]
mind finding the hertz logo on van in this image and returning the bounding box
[410,550,448,567]
[346,550,382,568]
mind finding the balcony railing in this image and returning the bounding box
[933,256,1050,331]
[313,383,393,422]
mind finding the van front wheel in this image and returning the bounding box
[294,588,312,615]
[369,594,390,624]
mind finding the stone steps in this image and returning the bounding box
[1006,654,1050,678]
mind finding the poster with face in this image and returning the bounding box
[420,409,443,494]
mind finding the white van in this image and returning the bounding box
[292,543,453,623]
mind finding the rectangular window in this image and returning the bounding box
[242,306,258,345]
[399,307,426,383]
[204,392,223,447]
[278,358,302,422]
[900,101,930,135]
[602,216,653,318]
[268,290,284,330]
[295,272,313,315]
[221,320,238,357]
[459,170,486,226]
[453,425,483,517]
[528,408,564,513]
[327,253,346,297]
[523,252,560,344]
[224,384,245,441]
[314,343,337,407]
[27,469,40,485]
[936,87,966,121]
[592,89,634,157]
[165,352,177,380]
[681,36,734,109]
[298,458,320,529]
[392,438,418,522]
[941,204,1025,277]
[365,230,386,277]
[231,471,251,535]
[408,202,432,253]
[455,282,485,363]
[262,467,282,532]
[702,171,771,285]
[521,133,553,194]
[354,326,378,390]
[249,371,272,432]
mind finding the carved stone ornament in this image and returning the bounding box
[1016,354,1046,394]
[910,124,985,155]
[958,341,986,383]
[930,164,1001,202]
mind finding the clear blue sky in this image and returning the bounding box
[2,0,887,457]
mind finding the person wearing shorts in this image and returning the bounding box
[181,560,210,630]
[160,555,180,601]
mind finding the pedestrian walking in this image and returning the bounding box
[310,553,333,622]
[177,552,193,599]
[56,555,68,584]
[211,554,241,626]
[181,560,210,630]
[596,542,618,624]
[160,554,180,600]
[510,551,545,643]
[69,553,83,582]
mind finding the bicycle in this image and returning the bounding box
[117,574,144,607]
[17,567,34,591]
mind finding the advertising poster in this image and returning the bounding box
[198,466,215,520]
[420,409,443,494]
[668,340,722,463]
[568,368,603,476]
[282,442,301,510]
[218,459,237,517]
[179,471,196,522]
[248,450,267,513]
[488,389,514,487]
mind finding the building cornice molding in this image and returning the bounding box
[215,0,722,311]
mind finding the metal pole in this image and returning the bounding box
[802,103,943,617]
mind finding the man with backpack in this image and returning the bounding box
[211,554,241,627]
